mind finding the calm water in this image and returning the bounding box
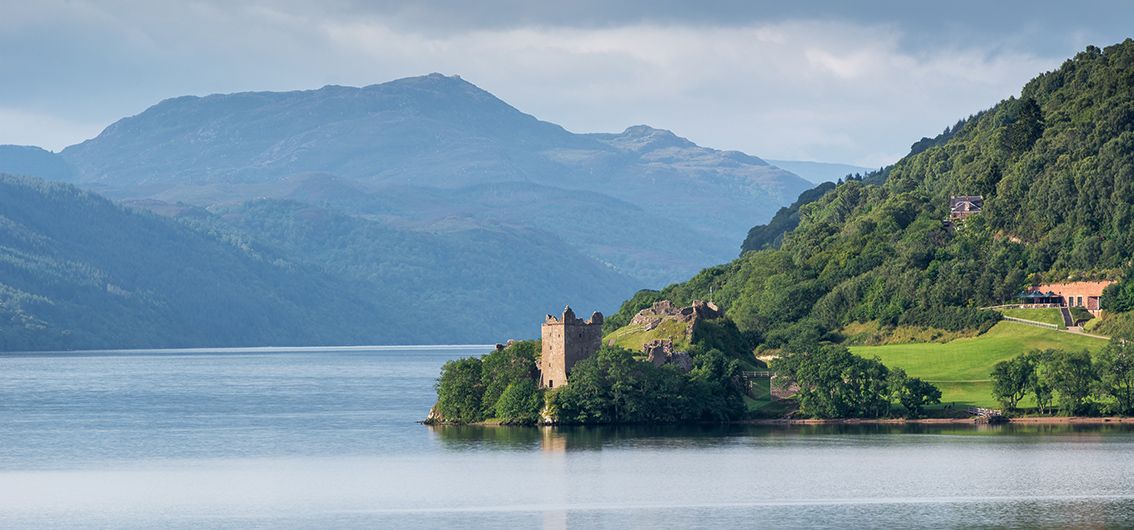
[4,346,1134,528]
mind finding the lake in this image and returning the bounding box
[4,346,1134,528]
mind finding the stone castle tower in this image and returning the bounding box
[539,306,603,389]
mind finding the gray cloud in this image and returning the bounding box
[0,0,1131,166]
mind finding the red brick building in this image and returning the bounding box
[1033,281,1115,316]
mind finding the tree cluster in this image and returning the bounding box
[991,340,1134,416]
[548,346,746,424]
[433,340,542,424]
[771,345,941,418]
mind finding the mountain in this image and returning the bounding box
[611,39,1134,348]
[57,74,811,284]
[766,160,874,183]
[257,177,736,286]
[0,145,76,181]
[0,174,396,350]
[0,174,633,350]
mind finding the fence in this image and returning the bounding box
[1000,315,1060,330]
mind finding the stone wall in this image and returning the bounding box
[643,338,692,372]
[629,299,722,342]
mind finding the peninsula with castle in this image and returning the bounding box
[423,192,1131,425]
[427,188,1134,425]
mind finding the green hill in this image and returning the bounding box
[612,39,1134,351]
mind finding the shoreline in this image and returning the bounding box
[430,416,1134,427]
[741,416,1134,425]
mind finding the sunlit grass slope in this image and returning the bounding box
[603,319,689,351]
[997,307,1065,328]
[851,322,1108,407]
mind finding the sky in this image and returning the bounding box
[2,1,1132,167]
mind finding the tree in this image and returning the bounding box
[991,355,1036,410]
[1043,350,1095,415]
[1030,350,1056,415]
[772,346,900,419]
[1000,97,1044,152]
[494,380,543,425]
[480,341,539,417]
[435,357,485,423]
[889,367,942,418]
[1102,277,1134,313]
[686,347,746,421]
[548,345,745,424]
[1094,339,1134,415]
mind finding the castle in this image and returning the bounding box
[539,306,603,389]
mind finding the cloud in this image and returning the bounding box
[313,19,1057,165]
[0,1,1125,164]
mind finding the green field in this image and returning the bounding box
[851,321,1109,407]
[997,307,1066,329]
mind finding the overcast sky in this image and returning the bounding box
[2,1,1132,166]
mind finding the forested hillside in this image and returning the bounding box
[612,40,1134,348]
[0,175,631,350]
[0,175,405,350]
[201,199,634,339]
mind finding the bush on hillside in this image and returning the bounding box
[771,345,940,419]
[899,307,1002,333]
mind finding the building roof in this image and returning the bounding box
[1034,281,1115,298]
[950,195,984,213]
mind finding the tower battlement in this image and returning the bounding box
[539,305,603,389]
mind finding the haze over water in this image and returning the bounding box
[3,346,1134,528]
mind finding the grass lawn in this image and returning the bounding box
[603,318,689,351]
[851,321,1108,407]
[998,307,1065,329]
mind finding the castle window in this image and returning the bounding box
[549,380,553,387]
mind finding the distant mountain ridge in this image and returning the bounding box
[765,160,874,183]
[58,74,811,251]
[0,74,820,349]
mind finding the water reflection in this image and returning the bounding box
[429,422,1134,452]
